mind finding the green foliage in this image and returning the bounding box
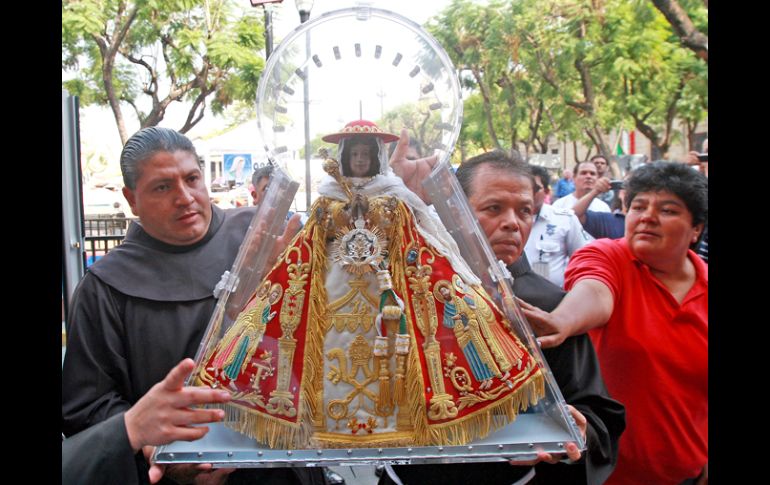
[426,0,707,160]
[62,0,266,135]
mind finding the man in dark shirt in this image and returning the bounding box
[61,127,319,485]
[382,150,625,485]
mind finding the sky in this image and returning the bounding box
[74,0,455,186]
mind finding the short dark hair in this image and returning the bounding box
[340,136,380,177]
[252,164,273,187]
[527,164,550,193]
[456,149,534,197]
[589,154,608,163]
[120,127,197,189]
[573,160,597,174]
[625,161,708,226]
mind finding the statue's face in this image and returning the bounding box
[348,142,372,177]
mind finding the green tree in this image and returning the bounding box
[62,0,265,144]
[427,0,707,168]
[601,0,707,157]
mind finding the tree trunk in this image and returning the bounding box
[96,3,139,144]
[102,50,129,145]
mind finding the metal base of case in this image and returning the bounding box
[154,412,575,467]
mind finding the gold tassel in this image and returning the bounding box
[376,356,393,414]
[392,354,406,405]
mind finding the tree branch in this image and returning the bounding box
[99,2,140,144]
[178,91,207,133]
[120,49,158,95]
[651,0,708,62]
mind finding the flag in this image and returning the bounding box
[615,130,630,155]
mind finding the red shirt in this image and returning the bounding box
[565,238,708,485]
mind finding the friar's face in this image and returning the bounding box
[123,150,212,246]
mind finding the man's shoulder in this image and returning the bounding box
[542,204,575,220]
[223,206,257,224]
[512,270,566,312]
[551,195,573,209]
[590,198,612,212]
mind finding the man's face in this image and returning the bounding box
[467,166,535,265]
[348,142,372,177]
[591,157,608,177]
[251,176,269,206]
[122,150,212,246]
[574,162,599,196]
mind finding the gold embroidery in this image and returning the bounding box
[410,272,458,420]
[266,246,309,418]
[327,279,379,333]
[228,351,276,409]
[456,360,537,410]
[435,281,501,390]
[326,335,385,429]
[201,281,281,389]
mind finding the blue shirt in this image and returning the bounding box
[583,211,625,240]
[554,178,575,198]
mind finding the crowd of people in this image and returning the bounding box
[62,125,707,485]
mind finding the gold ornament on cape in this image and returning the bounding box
[330,218,387,275]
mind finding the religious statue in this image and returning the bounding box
[195,120,544,449]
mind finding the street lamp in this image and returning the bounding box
[296,0,314,211]
[295,0,314,23]
[249,1,284,59]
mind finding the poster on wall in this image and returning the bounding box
[223,153,253,186]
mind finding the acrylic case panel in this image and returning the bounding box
[423,162,586,450]
[188,165,299,381]
[155,5,582,469]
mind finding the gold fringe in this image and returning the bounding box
[311,430,418,448]
[209,402,301,449]
[389,204,428,438]
[404,320,429,439]
[422,368,544,445]
[300,201,331,441]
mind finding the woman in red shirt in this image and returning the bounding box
[519,161,708,485]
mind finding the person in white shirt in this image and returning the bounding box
[525,165,593,288]
[552,160,611,213]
